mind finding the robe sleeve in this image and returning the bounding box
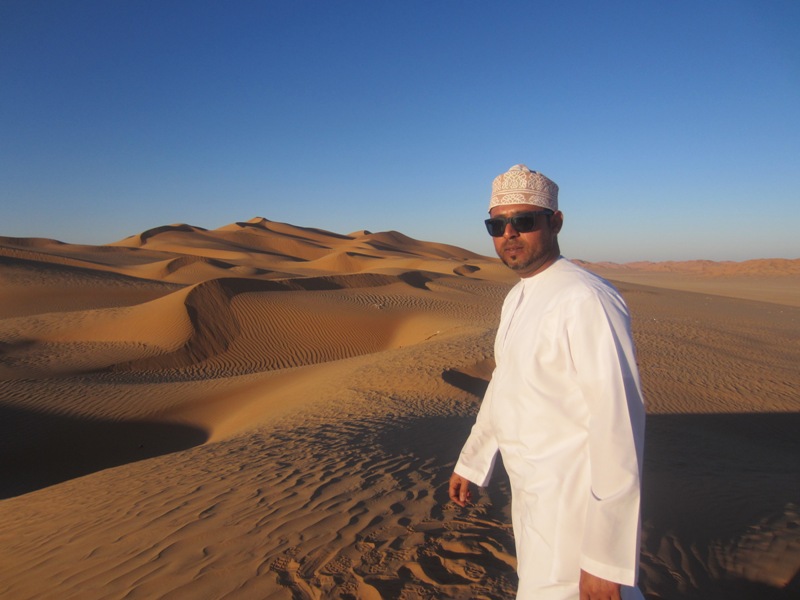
[567,289,646,586]
[453,377,499,487]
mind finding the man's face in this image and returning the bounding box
[489,203,563,278]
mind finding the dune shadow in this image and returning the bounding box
[397,271,440,290]
[0,404,208,498]
[453,264,480,276]
[642,412,800,542]
[641,411,800,599]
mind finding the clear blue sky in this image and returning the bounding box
[2,0,798,262]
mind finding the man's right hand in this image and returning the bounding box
[448,472,473,507]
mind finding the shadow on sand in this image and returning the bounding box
[639,411,800,599]
[0,404,208,499]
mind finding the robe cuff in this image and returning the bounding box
[453,457,495,488]
[580,554,637,587]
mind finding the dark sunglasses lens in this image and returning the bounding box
[485,211,551,237]
[510,215,536,232]
[485,219,505,237]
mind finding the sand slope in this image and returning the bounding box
[1,219,798,599]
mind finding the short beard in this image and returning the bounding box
[500,238,559,276]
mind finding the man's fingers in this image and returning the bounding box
[448,473,471,507]
[448,476,463,506]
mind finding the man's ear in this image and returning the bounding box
[550,211,564,234]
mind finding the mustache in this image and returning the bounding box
[500,241,524,251]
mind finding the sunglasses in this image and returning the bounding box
[484,210,554,237]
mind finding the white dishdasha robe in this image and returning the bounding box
[454,257,645,599]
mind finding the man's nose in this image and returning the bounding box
[503,222,520,238]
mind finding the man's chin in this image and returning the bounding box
[503,257,529,272]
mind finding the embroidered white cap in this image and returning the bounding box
[489,164,559,212]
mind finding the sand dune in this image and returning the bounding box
[1,219,798,599]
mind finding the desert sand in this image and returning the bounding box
[0,217,797,599]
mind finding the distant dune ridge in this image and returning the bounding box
[1,217,798,599]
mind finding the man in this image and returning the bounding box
[449,165,645,600]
